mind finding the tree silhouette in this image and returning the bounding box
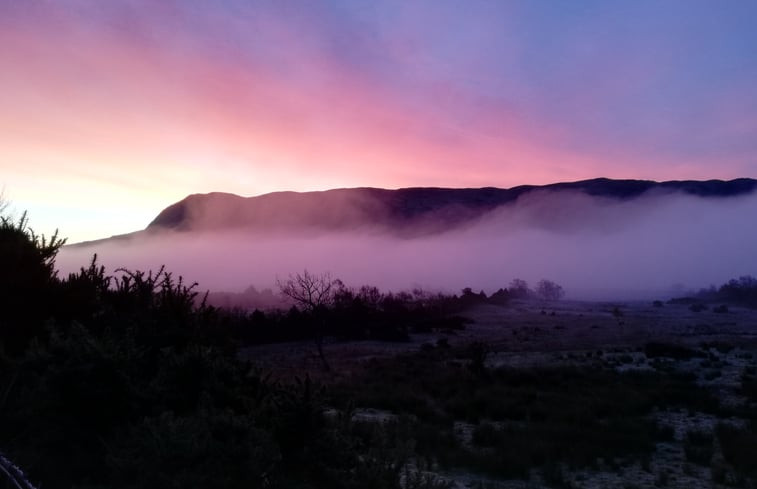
[277,270,343,371]
[536,279,565,301]
[509,278,532,299]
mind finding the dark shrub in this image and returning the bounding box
[0,212,65,352]
[644,342,702,360]
[683,430,713,466]
[716,422,757,479]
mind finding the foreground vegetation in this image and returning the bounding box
[331,349,714,479]
[0,211,440,488]
[3,208,757,488]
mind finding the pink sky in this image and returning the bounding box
[1,1,755,242]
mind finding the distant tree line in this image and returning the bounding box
[0,195,568,357]
[487,278,565,303]
[692,275,757,308]
[0,206,566,358]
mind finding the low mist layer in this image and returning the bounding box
[58,190,757,300]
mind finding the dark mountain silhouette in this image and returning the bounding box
[68,177,756,247]
[144,178,757,236]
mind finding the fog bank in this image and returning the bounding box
[57,191,757,301]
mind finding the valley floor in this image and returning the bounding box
[241,300,757,488]
[242,299,757,377]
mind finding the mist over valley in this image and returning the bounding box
[59,178,757,300]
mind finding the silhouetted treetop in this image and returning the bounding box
[277,270,343,312]
[536,279,565,301]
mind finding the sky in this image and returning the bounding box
[1,0,756,243]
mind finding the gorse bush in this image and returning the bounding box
[0,211,65,353]
[0,208,214,355]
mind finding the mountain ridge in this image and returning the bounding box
[68,177,756,247]
[146,177,757,234]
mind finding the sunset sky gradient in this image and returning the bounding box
[1,0,756,242]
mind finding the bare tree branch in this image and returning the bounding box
[277,270,343,371]
[277,270,339,312]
